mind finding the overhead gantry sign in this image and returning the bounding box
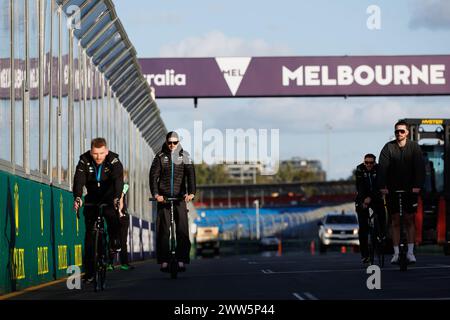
[138,55,450,99]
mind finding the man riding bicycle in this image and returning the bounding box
[378,120,425,264]
[73,138,124,282]
[355,153,385,264]
[149,131,196,273]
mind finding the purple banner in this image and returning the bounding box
[139,55,450,98]
[0,55,103,101]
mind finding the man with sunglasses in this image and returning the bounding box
[378,120,425,264]
[149,131,196,272]
[355,153,385,264]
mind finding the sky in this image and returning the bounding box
[114,0,450,180]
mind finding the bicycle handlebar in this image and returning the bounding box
[149,196,185,202]
[84,203,110,208]
[75,202,110,219]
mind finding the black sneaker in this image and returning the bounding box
[361,257,370,264]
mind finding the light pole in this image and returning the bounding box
[325,123,332,180]
[254,199,260,240]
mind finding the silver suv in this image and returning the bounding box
[318,212,359,252]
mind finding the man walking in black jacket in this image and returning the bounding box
[149,131,196,272]
[378,120,425,264]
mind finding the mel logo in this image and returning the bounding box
[215,57,252,96]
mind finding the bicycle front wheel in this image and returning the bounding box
[368,231,375,265]
[93,230,99,291]
[376,241,385,268]
[169,259,178,279]
[94,230,107,291]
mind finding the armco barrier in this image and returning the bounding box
[0,169,154,295]
[131,216,142,261]
[0,170,84,294]
[142,220,150,259]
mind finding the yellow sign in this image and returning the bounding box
[12,248,25,280]
[421,119,443,125]
[74,244,83,267]
[14,184,19,236]
[40,190,44,236]
[37,246,49,275]
[58,245,67,270]
[60,194,64,236]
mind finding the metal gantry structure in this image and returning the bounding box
[0,0,166,220]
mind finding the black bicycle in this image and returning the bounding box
[79,202,109,291]
[367,207,385,267]
[149,196,184,279]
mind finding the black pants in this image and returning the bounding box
[356,201,386,259]
[84,205,120,276]
[156,200,191,264]
[119,215,130,265]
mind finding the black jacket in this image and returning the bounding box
[149,143,196,197]
[355,163,379,204]
[73,151,124,204]
[377,139,425,191]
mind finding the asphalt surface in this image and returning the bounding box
[7,249,450,300]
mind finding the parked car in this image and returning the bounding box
[195,226,220,255]
[259,236,281,250]
[317,212,359,253]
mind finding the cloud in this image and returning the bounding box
[159,30,293,57]
[157,96,450,180]
[409,0,450,30]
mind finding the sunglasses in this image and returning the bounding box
[364,161,375,165]
[395,129,406,134]
[167,141,179,145]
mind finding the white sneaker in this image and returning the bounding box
[407,253,416,264]
[391,254,399,264]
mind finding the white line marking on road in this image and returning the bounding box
[261,269,274,274]
[422,276,450,280]
[257,264,450,275]
[246,261,299,265]
[293,293,305,300]
[427,264,450,268]
[176,264,450,279]
[303,292,318,300]
[390,297,450,300]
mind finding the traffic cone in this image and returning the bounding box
[277,239,282,255]
[415,195,423,245]
[310,240,315,255]
[437,196,446,245]
[341,246,347,253]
